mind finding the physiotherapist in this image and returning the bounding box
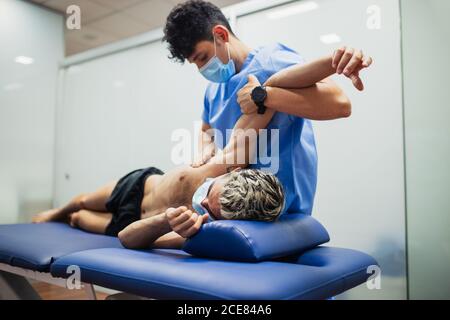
[163,0,371,215]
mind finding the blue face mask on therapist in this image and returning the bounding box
[192,178,216,221]
[199,36,236,83]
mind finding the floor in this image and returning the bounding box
[31,281,108,300]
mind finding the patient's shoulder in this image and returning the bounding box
[170,166,207,203]
[177,165,204,184]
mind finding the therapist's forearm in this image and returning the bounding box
[197,128,215,161]
[264,81,351,120]
[265,55,335,89]
[197,123,215,153]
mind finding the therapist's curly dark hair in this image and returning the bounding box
[163,0,235,63]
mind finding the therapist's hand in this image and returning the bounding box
[191,144,215,168]
[237,74,261,114]
[166,206,209,238]
[191,154,211,168]
[332,46,373,91]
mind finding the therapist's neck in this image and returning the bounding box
[229,37,252,73]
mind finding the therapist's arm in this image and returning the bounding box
[192,122,216,167]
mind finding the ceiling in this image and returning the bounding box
[29,0,242,56]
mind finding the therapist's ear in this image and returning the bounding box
[212,25,230,43]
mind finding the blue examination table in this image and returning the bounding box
[0,214,377,300]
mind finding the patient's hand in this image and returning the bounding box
[332,46,373,91]
[166,206,209,238]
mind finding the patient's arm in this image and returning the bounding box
[119,206,208,249]
[118,211,173,249]
[195,108,276,178]
[263,79,351,120]
[266,55,337,89]
[190,55,362,174]
[266,50,372,89]
[152,231,186,249]
[262,54,361,120]
[238,49,373,120]
[249,56,351,120]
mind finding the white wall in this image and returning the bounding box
[401,0,450,299]
[0,0,63,223]
[54,40,208,205]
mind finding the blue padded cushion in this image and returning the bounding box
[0,222,122,271]
[183,214,330,261]
[50,246,378,300]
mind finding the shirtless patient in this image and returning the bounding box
[33,104,282,249]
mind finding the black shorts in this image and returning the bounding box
[104,167,164,236]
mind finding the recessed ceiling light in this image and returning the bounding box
[113,80,125,88]
[14,56,34,65]
[67,65,82,74]
[3,83,23,91]
[320,33,341,44]
[267,1,319,20]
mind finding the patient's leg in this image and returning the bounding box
[69,209,113,234]
[32,180,117,223]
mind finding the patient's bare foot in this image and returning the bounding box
[32,208,62,223]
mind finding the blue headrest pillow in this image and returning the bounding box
[183,213,330,262]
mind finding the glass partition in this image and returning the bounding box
[0,0,63,224]
[401,0,450,299]
[236,0,407,299]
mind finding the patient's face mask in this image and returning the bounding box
[192,178,216,220]
[199,36,236,83]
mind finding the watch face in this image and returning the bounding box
[252,86,267,102]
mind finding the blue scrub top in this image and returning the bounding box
[202,43,317,215]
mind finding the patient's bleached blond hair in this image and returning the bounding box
[219,169,285,222]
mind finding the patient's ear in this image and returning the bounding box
[227,166,242,173]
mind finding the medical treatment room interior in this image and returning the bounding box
[0,0,449,301]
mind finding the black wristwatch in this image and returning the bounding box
[251,86,268,114]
